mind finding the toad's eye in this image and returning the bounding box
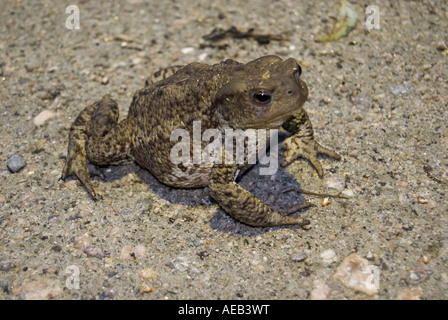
[252,91,272,105]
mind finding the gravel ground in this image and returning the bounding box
[1,0,447,300]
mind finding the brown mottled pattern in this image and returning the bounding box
[62,55,340,227]
[145,65,184,87]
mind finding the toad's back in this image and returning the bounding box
[127,59,243,187]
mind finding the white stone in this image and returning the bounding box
[324,176,345,191]
[34,110,56,126]
[321,249,338,264]
[333,253,379,296]
[181,47,194,54]
[309,279,331,300]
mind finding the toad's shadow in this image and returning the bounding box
[92,139,313,236]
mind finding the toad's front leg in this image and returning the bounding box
[281,108,341,177]
[209,163,310,227]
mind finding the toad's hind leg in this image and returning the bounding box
[61,95,132,199]
[209,164,311,227]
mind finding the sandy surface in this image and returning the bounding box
[1,0,447,300]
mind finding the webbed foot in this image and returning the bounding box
[281,135,341,177]
[209,164,311,227]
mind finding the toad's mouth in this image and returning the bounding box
[244,107,300,129]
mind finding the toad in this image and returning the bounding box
[62,55,340,227]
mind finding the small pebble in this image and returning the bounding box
[422,254,431,264]
[12,278,63,300]
[140,282,153,293]
[399,181,409,188]
[292,253,307,262]
[133,244,146,257]
[341,189,354,197]
[436,40,447,51]
[390,83,413,96]
[321,197,332,206]
[409,272,421,282]
[426,199,437,209]
[402,222,414,231]
[352,95,371,110]
[131,57,143,65]
[167,256,190,272]
[193,238,201,247]
[83,245,110,259]
[417,196,428,204]
[309,279,331,300]
[181,47,194,54]
[33,110,56,126]
[7,154,26,173]
[322,97,331,104]
[321,249,338,264]
[99,289,115,300]
[139,268,159,280]
[396,288,423,300]
[324,176,346,191]
[119,245,133,261]
[0,281,9,294]
[0,259,16,272]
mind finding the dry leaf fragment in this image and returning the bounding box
[316,0,358,42]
